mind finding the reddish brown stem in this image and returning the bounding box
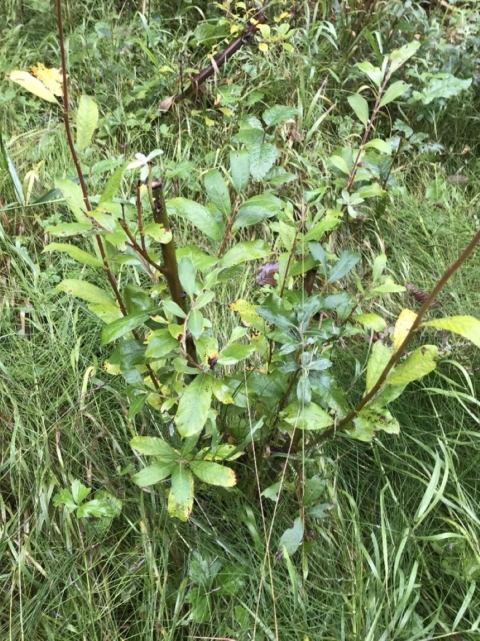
[55,0,160,390]
[308,225,480,451]
[176,17,265,103]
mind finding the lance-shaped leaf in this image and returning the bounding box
[278,517,304,556]
[327,250,360,284]
[130,436,177,459]
[380,80,410,108]
[348,94,369,127]
[232,194,283,232]
[168,465,194,521]
[218,240,270,269]
[9,69,59,103]
[280,401,334,431]
[168,197,223,241]
[353,313,387,332]
[347,406,400,442]
[145,331,178,359]
[366,341,394,392]
[422,316,480,349]
[393,309,417,350]
[99,162,129,204]
[386,345,439,385]
[45,222,93,237]
[203,169,231,217]
[56,279,114,305]
[217,343,255,365]
[230,150,250,193]
[55,178,88,223]
[189,460,236,487]
[175,373,213,438]
[101,309,160,345]
[76,95,99,151]
[43,243,102,268]
[132,461,177,486]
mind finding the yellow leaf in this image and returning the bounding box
[258,42,269,53]
[393,309,417,351]
[218,107,234,117]
[258,24,271,39]
[9,70,58,103]
[30,63,63,96]
[204,117,215,127]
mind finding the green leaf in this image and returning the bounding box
[55,178,88,223]
[203,169,231,217]
[52,489,77,512]
[76,95,99,151]
[168,465,194,521]
[277,221,296,251]
[370,282,406,295]
[364,139,392,155]
[379,80,410,107]
[297,375,312,404]
[198,443,242,460]
[366,340,394,392]
[145,331,178,359]
[194,290,215,310]
[123,284,155,314]
[232,193,283,231]
[178,256,197,298]
[304,209,343,241]
[415,73,472,105]
[386,345,439,385]
[128,393,147,419]
[142,222,172,243]
[163,299,187,319]
[348,94,369,127]
[355,60,384,87]
[99,162,129,204]
[210,378,234,404]
[0,132,24,204]
[175,373,213,438]
[88,303,121,324]
[281,401,334,431]
[262,104,298,127]
[348,406,400,442]
[262,482,281,501]
[190,460,236,487]
[249,143,280,180]
[372,253,387,282]
[219,240,270,269]
[45,222,92,237]
[76,497,119,519]
[56,279,114,305]
[101,309,158,345]
[330,155,350,175]
[217,343,255,365]
[132,461,176,486]
[230,150,250,193]
[278,517,303,556]
[71,480,91,504]
[389,41,421,74]
[43,243,102,267]
[188,309,204,339]
[353,313,387,332]
[328,250,360,283]
[168,197,223,241]
[422,316,480,349]
[130,436,177,458]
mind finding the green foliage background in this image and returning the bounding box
[1,0,480,639]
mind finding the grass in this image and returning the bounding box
[2,1,480,639]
